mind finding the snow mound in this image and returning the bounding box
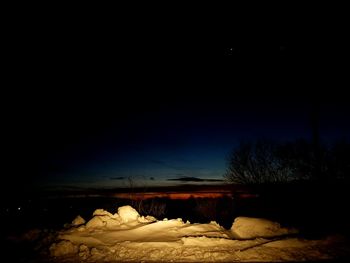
[92,209,114,217]
[48,206,344,262]
[71,215,85,226]
[86,216,107,228]
[84,209,123,229]
[86,214,122,229]
[117,205,140,222]
[231,216,298,239]
[93,209,121,219]
[85,206,141,228]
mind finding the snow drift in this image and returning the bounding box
[49,205,347,262]
[231,216,298,239]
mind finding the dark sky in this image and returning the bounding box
[3,17,350,191]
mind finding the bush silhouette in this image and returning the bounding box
[225,139,350,185]
[224,140,295,184]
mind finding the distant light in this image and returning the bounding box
[18,207,21,211]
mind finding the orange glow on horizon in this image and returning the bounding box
[111,191,258,200]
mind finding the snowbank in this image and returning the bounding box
[48,205,343,262]
[231,216,298,239]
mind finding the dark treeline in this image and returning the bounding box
[225,139,350,184]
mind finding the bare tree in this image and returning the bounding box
[224,140,294,185]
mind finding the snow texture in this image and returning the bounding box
[231,216,298,239]
[49,205,348,262]
[50,240,78,257]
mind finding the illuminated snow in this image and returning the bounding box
[71,215,86,226]
[117,205,140,222]
[49,205,347,262]
[231,216,298,239]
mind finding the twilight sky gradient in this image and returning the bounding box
[3,23,350,191]
[5,90,349,190]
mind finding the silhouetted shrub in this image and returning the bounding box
[225,139,350,184]
[194,198,218,221]
[224,140,294,184]
[140,198,167,218]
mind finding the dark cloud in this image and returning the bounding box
[149,177,155,180]
[109,177,125,180]
[167,176,224,182]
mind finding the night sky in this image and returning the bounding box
[3,19,350,193]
